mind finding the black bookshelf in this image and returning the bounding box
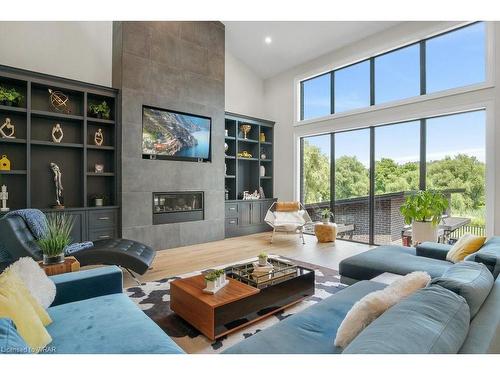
[224,112,275,238]
[0,65,120,241]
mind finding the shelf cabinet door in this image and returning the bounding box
[250,201,261,225]
[239,202,251,226]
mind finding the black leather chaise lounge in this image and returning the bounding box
[0,214,155,275]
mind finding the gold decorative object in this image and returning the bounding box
[94,128,104,146]
[48,89,70,113]
[0,155,11,171]
[240,124,251,140]
[0,118,15,138]
[51,123,64,143]
[237,150,252,158]
[260,132,266,142]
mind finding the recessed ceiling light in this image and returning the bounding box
[264,36,272,44]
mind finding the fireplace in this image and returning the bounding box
[153,191,204,225]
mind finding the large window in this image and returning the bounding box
[300,110,486,245]
[375,44,420,104]
[426,22,485,94]
[334,61,370,113]
[301,73,331,121]
[299,22,486,122]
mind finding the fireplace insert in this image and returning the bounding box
[153,191,204,224]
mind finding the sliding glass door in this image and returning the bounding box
[300,109,486,245]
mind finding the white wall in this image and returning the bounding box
[0,21,112,86]
[225,50,266,118]
[263,21,500,235]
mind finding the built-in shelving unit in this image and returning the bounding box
[0,65,120,241]
[224,112,274,201]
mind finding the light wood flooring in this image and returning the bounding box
[123,232,373,288]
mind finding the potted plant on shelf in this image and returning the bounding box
[400,190,449,244]
[0,86,23,107]
[91,194,106,207]
[88,101,111,120]
[258,252,268,266]
[36,213,74,265]
[321,208,332,224]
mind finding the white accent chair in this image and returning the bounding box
[265,201,312,244]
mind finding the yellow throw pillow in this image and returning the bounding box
[446,234,486,263]
[0,270,52,353]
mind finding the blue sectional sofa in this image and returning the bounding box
[1,266,184,354]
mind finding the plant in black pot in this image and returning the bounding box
[0,86,24,107]
[37,213,74,265]
[88,101,111,120]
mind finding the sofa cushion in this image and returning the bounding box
[343,285,470,354]
[0,318,31,354]
[431,261,493,318]
[465,236,500,277]
[339,245,452,283]
[335,271,430,348]
[446,234,486,263]
[416,242,452,261]
[459,277,500,353]
[223,280,386,354]
[46,293,184,354]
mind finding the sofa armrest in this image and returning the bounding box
[50,266,123,307]
[416,242,452,261]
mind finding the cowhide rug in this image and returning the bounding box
[126,256,346,354]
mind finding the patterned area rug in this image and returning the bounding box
[126,256,346,354]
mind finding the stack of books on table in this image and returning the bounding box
[252,262,274,281]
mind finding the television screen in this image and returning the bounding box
[142,106,211,161]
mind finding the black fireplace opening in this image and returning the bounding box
[153,191,204,224]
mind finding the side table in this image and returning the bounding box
[38,256,80,276]
[314,222,337,243]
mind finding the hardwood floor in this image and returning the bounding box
[123,232,373,288]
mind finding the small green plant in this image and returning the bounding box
[204,271,218,282]
[321,208,331,220]
[258,252,267,259]
[400,190,449,226]
[0,86,24,106]
[88,101,111,119]
[36,214,74,257]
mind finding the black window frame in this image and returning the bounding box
[299,22,485,122]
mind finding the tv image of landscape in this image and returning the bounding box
[142,107,211,160]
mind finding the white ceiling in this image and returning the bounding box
[224,21,401,79]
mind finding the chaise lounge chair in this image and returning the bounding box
[0,214,155,276]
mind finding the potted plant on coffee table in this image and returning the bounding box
[400,190,448,244]
[36,213,74,265]
[321,208,332,224]
[258,252,268,266]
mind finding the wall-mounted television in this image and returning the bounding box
[142,105,212,162]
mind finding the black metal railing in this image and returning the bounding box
[450,224,486,239]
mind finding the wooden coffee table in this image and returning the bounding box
[170,259,315,340]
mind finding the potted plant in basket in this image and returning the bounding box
[400,190,449,244]
[88,101,111,120]
[36,213,74,265]
[321,208,332,224]
[258,252,268,266]
[0,86,24,107]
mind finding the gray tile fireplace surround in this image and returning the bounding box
[112,21,225,250]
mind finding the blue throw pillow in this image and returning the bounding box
[0,318,31,354]
[430,261,494,319]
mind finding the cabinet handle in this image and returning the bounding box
[229,207,236,211]
[229,220,236,224]
[98,235,111,239]
[98,217,110,220]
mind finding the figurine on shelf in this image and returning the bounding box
[48,89,70,114]
[0,155,11,171]
[224,142,228,155]
[0,185,9,212]
[94,128,104,146]
[260,132,266,142]
[0,118,15,138]
[240,124,251,140]
[51,123,64,143]
[259,186,265,199]
[237,150,252,158]
[94,164,104,173]
[50,162,64,209]
[260,165,266,177]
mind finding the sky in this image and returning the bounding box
[302,22,485,120]
[305,110,486,167]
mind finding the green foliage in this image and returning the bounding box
[303,140,330,204]
[400,190,449,226]
[0,85,23,106]
[88,101,111,119]
[204,271,218,282]
[321,208,331,219]
[258,252,268,259]
[335,156,369,199]
[36,214,74,257]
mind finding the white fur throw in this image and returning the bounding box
[334,271,431,348]
[5,257,56,308]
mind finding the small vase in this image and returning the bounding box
[219,273,226,285]
[260,165,265,177]
[43,253,65,265]
[95,198,104,207]
[206,280,216,290]
[322,218,330,224]
[259,257,268,266]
